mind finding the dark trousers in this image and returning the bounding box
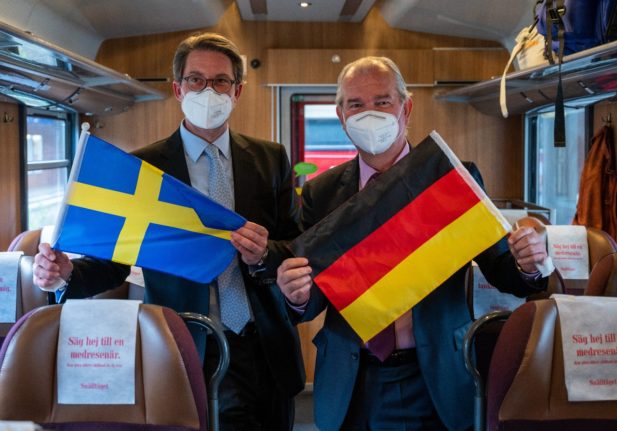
[204,323,294,431]
[341,349,447,431]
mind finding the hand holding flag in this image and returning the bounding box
[510,218,553,276]
[277,257,313,305]
[290,131,512,343]
[50,124,246,284]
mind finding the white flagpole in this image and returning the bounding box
[49,122,91,247]
[38,123,91,292]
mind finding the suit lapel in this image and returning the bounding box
[332,156,361,210]
[229,131,253,215]
[153,130,192,186]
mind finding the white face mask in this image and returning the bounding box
[344,110,401,155]
[181,88,233,130]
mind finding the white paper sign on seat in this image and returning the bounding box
[546,225,589,280]
[0,252,23,324]
[57,299,140,404]
[554,294,617,401]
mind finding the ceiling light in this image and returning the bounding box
[299,2,312,7]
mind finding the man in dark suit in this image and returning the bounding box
[277,56,551,431]
[35,33,304,431]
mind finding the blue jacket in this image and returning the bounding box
[296,155,545,431]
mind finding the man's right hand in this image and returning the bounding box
[34,243,73,289]
[276,257,313,305]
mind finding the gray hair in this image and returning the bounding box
[172,32,244,84]
[335,56,409,107]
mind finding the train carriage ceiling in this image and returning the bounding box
[0,0,536,59]
[0,0,537,115]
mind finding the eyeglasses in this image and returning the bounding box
[181,75,236,93]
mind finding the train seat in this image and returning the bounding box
[499,209,551,227]
[586,252,617,296]
[546,226,617,295]
[497,219,616,298]
[0,254,46,344]
[464,229,617,430]
[485,299,617,431]
[0,303,229,431]
[7,230,39,255]
[465,215,561,319]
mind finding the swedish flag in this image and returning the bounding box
[53,130,246,283]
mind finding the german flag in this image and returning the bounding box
[292,131,511,343]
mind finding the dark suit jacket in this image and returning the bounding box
[68,129,305,397]
[296,155,545,431]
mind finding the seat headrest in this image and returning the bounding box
[0,304,206,430]
[7,230,42,255]
[587,228,617,267]
[587,253,617,297]
[488,299,617,431]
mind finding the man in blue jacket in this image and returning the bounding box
[276,56,550,431]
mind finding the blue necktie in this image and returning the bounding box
[204,144,251,334]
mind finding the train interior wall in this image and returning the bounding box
[4,2,600,382]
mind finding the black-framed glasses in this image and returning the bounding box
[181,75,236,93]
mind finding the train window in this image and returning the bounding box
[25,109,74,229]
[525,105,589,224]
[290,94,356,185]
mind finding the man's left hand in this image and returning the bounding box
[231,221,269,265]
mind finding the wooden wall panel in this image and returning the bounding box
[0,101,21,249]
[94,1,524,383]
[297,311,325,386]
[409,88,523,198]
[267,49,434,85]
[95,2,504,148]
[433,48,510,83]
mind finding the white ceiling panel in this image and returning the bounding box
[381,0,538,50]
[236,0,376,22]
[0,0,538,61]
[40,0,228,39]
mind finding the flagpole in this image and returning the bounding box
[49,122,91,246]
[429,130,511,232]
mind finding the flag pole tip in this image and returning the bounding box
[81,122,91,132]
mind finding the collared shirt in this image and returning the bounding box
[359,142,415,350]
[180,121,235,198]
[180,121,253,323]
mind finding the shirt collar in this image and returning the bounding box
[358,142,410,189]
[180,121,231,163]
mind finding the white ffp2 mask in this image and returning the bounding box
[181,88,233,130]
[344,110,400,155]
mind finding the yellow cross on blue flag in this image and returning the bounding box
[52,125,246,283]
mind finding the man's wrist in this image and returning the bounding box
[62,270,73,286]
[255,247,268,266]
[248,248,268,277]
[516,262,541,280]
[285,297,308,314]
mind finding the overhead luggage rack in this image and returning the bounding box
[436,40,617,116]
[0,20,164,115]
